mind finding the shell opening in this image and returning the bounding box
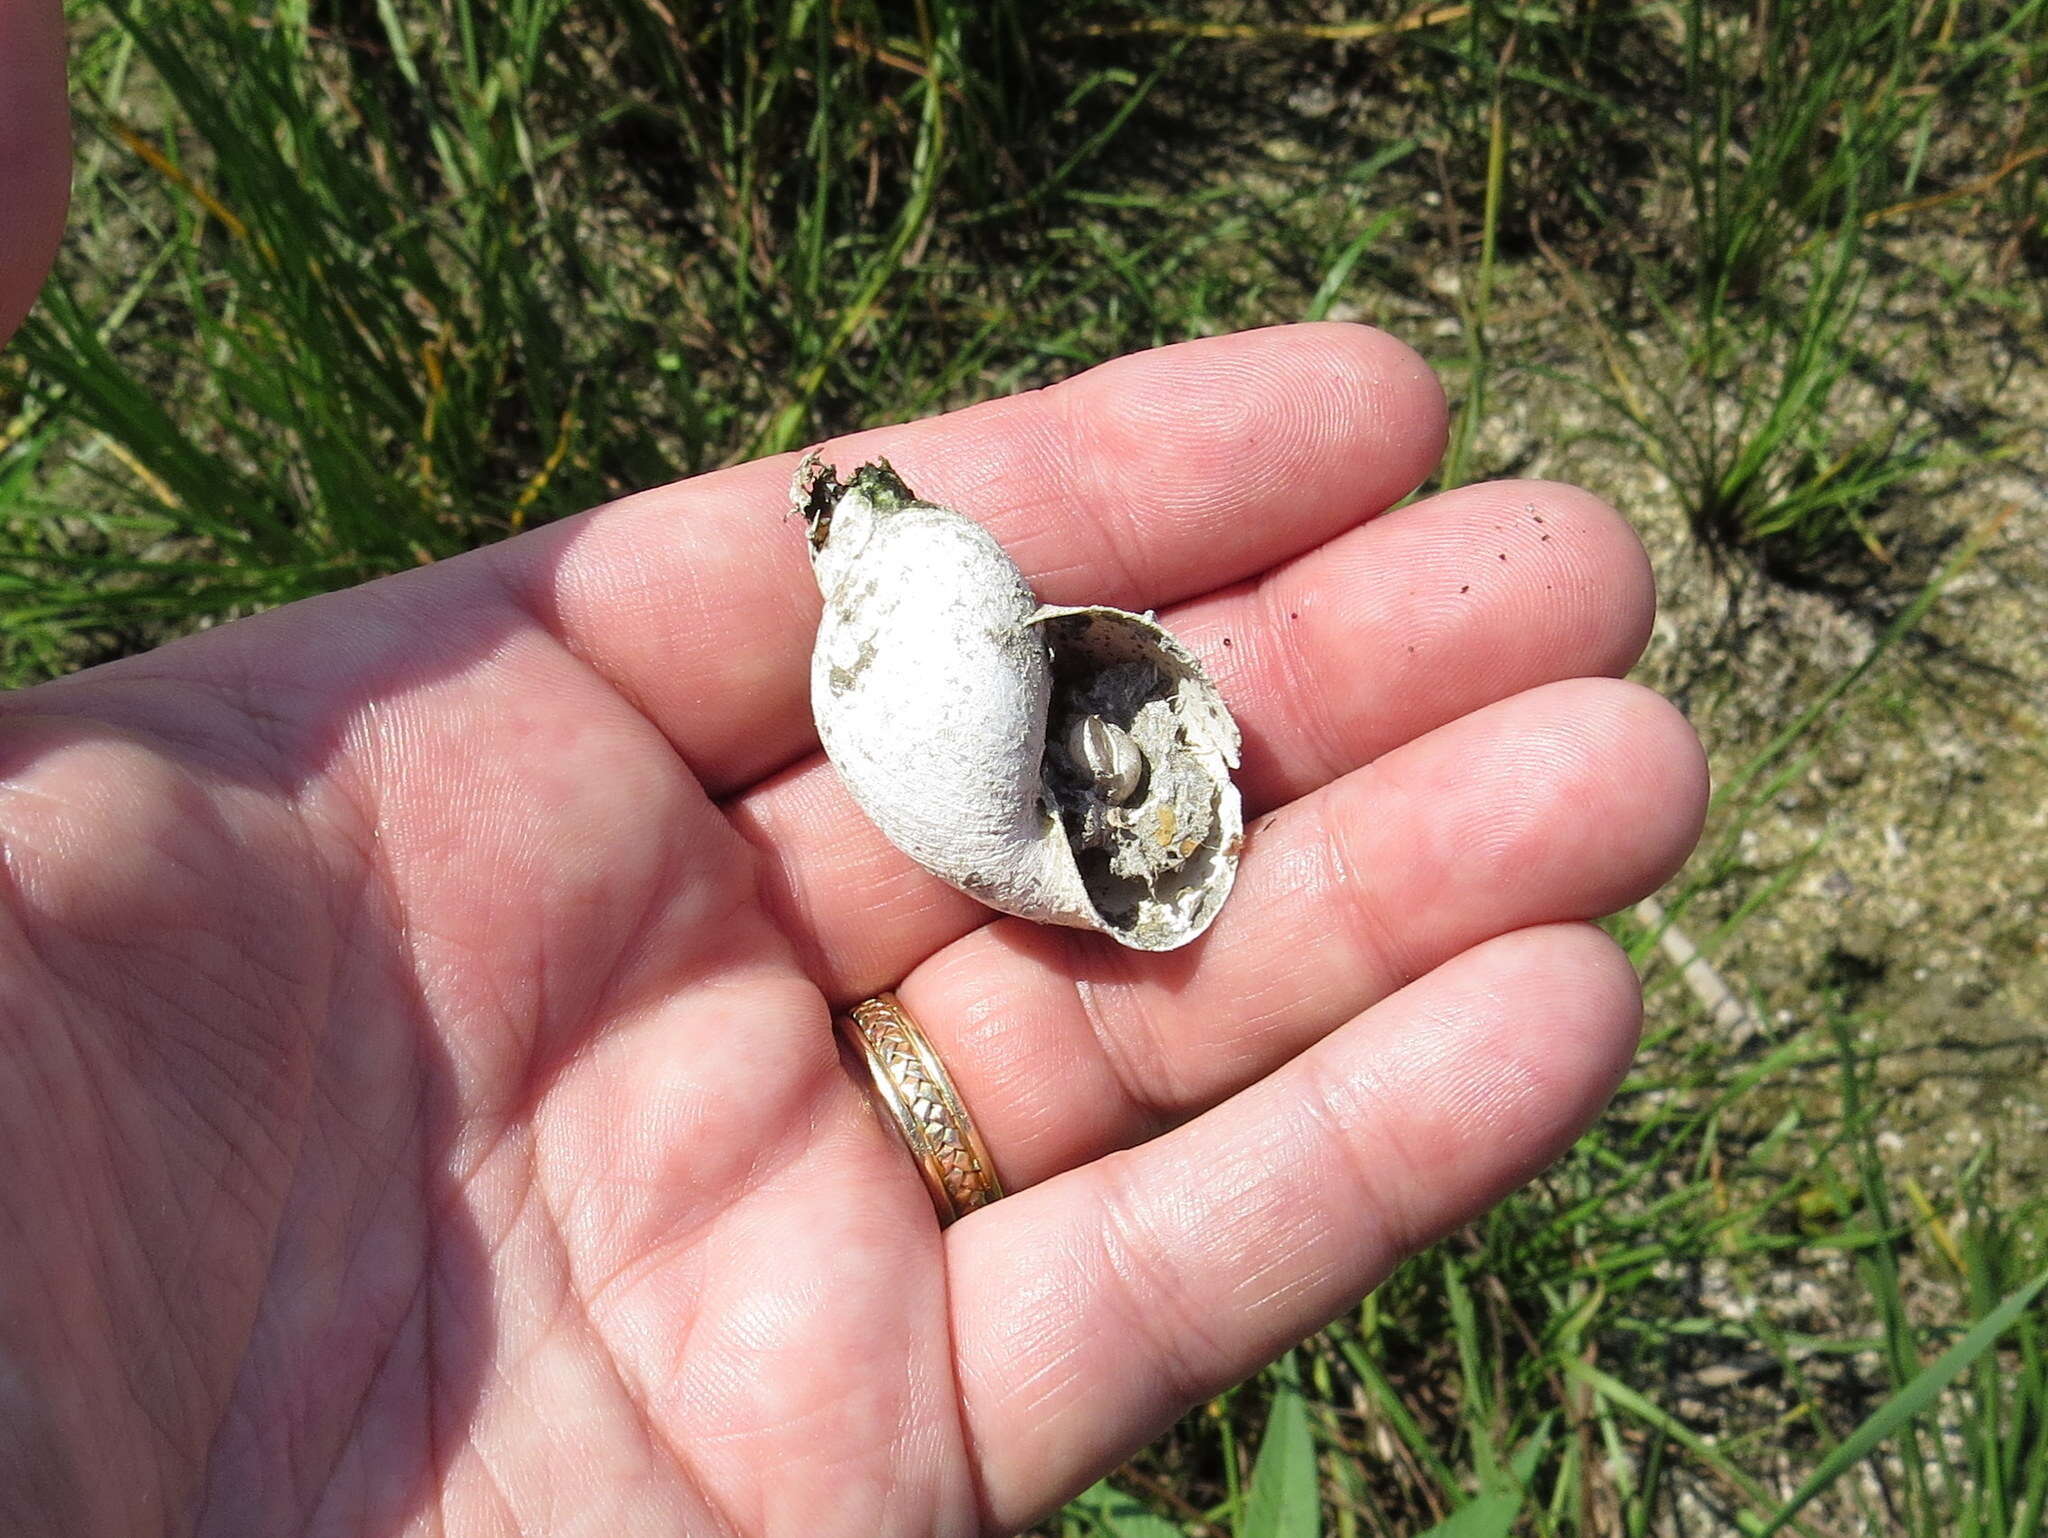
[1038,612,1238,947]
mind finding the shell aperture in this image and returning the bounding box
[796,453,1242,951]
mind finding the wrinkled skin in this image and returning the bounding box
[0,7,1708,1534]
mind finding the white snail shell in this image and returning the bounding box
[796,453,1243,951]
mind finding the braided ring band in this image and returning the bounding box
[839,992,1004,1225]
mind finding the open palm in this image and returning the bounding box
[0,325,1707,1536]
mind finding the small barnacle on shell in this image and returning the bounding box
[796,452,1242,951]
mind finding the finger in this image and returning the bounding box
[0,0,70,346]
[1175,479,1654,808]
[730,481,1657,998]
[494,323,1446,794]
[901,676,1704,1186]
[946,923,1643,1531]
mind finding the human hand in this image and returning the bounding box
[0,320,1707,1535]
[0,14,1705,1528]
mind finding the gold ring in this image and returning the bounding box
[839,992,1004,1225]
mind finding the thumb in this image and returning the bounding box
[0,0,69,348]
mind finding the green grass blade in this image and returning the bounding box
[1239,1353,1320,1538]
[1303,210,1398,322]
[1562,1358,1778,1532]
[1066,1479,1187,1538]
[1754,1264,2048,1538]
[1414,1422,1551,1538]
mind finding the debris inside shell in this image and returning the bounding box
[795,453,1243,951]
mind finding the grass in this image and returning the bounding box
[3,0,1123,674]
[5,1,2046,1534]
[1585,0,2046,554]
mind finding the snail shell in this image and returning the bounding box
[795,453,1243,951]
